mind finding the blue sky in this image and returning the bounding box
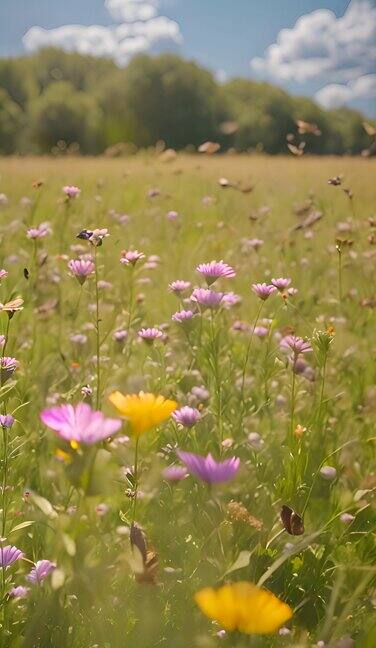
[1,0,375,115]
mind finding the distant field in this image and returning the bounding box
[0,154,375,647]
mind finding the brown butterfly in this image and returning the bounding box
[287,142,306,156]
[280,505,305,535]
[198,141,220,154]
[296,120,322,136]
[130,523,158,585]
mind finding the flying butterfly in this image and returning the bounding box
[0,297,24,318]
[280,505,305,536]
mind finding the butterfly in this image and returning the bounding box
[280,505,305,536]
[128,523,158,585]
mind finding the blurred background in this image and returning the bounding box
[0,0,375,156]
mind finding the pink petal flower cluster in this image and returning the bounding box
[40,403,122,445]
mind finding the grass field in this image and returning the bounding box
[0,154,375,647]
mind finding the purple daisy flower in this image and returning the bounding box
[171,309,196,324]
[26,560,56,584]
[26,223,51,240]
[162,465,188,481]
[10,585,29,599]
[196,260,236,285]
[0,414,14,428]
[0,357,19,383]
[63,185,80,199]
[169,280,191,294]
[280,335,313,357]
[120,250,145,266]
[172,406,201,428]
[271,277,292,291]
[40,403,122,445]
[138,327,164,343]
[254,326,269,338]
[68,259,95,285]
[191,288,224,309]
[176,450,240,484]
[222,292,241,309]
[0,545,23,567]
[252,283,277,301]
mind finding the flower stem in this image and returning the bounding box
[239,300,263,417]
[289,367,296,444]
[131,437,140,525]
[94,247,101,409]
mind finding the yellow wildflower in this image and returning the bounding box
[195,582,292,635]
[108,391,177,436]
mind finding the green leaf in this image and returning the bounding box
[225,550,251,575]
[31,493,58,519]
[9,520,35,534]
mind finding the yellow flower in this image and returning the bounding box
[108,391,177,436]
[195,582,292,635]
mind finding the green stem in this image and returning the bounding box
[1,318,11,359]
[131,437,140,525]
[1,425,8,537]
[239,300,264,418]
[289,366,296,443]
[94,247,101,409]
[337,247,343,304]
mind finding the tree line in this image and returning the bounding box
[0,48,374,156]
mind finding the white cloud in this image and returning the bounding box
[315,74,376,108]
[23,0,182,66]
[250,0,376,84]
[105,1,158,23]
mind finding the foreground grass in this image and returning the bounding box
[0,154,375,647]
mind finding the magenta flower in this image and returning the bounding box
[63,185,80,199]
[280,335,313,357]
[0,357,19,383]
[0,414,14,428]
[252,283,277,300]
[27,223,51,240]
[191,288,224,309]
[120,250,145,266]
[173,406,201,428]
[271,277,292,291]
[113,329,128,342]
[138,327,164,343]
[0,545,23,567]
[222,292,241,309]
[176,450,240,484]
[162,465,188,481]
[68,259,95,285]
[0,269,8,283]
[40,403,122,445]
[171,309,196,324]
[169,280,191,294]
[254,326,269,338]
[10,585,29,599]
[196,260,236,285]
[26,560,56,584]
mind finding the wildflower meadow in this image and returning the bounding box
[0,153,375,647]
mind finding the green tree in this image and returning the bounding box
[29,81,103,153]
[0,88,25,153]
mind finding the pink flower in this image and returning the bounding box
[196,260,236,285]
[68,259,95,285]
[120,250,145,266]
[10,586,29,599]
[280,335,312,357]
[26,560,56,584]
[169,280,191,294]
[0,357,19,383]
[162,465,188,481]
[177,450,240,484]
[0,269,8,283]
[173,406,201,428]
[271,277,292,291]
[138,327,164,343]
[166,210,179,221]
[171,310,196,324]
[191,288,224,309]
[27,223,51,239]
[40,403,122,445]
[222,292,241,309]
[63,185,80,199]
[254,326,269,338]
[0,545,23,567]
[252,283,276,300]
